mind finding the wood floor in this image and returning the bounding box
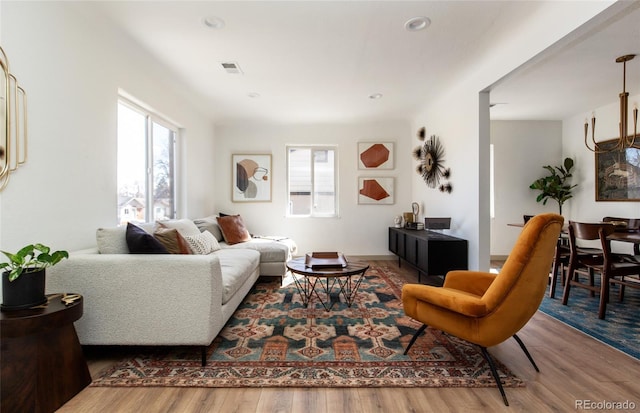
[58,260,640,413]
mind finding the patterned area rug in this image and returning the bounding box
[539,277,640,360]
[91,263,524,388]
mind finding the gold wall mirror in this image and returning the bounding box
[0,45,28,191]
[17,85,27,165]
[8,73,17,172]
[0,47,8,182]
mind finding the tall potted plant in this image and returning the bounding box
[1,243,68,310]
[529,157,577,215]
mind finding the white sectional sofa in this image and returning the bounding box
[46,216,296,365]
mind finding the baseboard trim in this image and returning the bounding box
[348,255,396,261]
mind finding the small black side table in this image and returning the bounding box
[1,293,91,413]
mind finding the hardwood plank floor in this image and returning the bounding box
[57,260,640,412]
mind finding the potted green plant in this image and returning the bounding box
[529,157,577,215]
[1,243,68,310]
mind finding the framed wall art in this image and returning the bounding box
[358,142,394,170]
[358,177,394,205]
[232,154,272,202]
[595,140,640,201]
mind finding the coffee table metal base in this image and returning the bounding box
[292,272,366,311]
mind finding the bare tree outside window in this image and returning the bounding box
[117,100,177,225]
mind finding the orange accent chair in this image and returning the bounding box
[402,213,564,406]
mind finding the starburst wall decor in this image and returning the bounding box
[413,129,452,192]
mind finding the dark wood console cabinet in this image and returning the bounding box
[388,227,468,283]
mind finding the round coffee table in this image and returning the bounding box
[286,256,369,311]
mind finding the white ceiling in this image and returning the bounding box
[88,1,640,124]
[489,0,640,121]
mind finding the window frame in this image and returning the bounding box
[286,144,339,218]
[117,97,178,224]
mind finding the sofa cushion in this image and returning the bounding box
[216,215,251,245]
[216,249,260,304]
[193,216,224,242]
[157,219,201,237]
[126,223,169,254]
[97,223,155,254]
[96,227,129,254]
[184,231,221,255]
[220,238,291,262]
[154,227,191,254]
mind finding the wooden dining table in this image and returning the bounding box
[508,222,640,244]
[607,231,640,244]
[507,223,640,255]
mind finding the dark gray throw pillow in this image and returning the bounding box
[126,222,169,254]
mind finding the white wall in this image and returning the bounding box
[490,120,563,256]
[213,121,412,255]
[563,92,640,229]
[411,1,611,271]
[0,2,216,253]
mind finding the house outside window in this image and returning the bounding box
[287,145,337,217]
[117,99,177,225]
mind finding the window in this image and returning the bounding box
[117,99,177,225]
[287,145,337,217]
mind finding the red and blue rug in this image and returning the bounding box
[90,263,524,388]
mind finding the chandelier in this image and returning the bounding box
[584,54,639,153]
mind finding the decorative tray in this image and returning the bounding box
[305,252,348,269]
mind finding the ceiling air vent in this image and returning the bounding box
[221,62,243,75]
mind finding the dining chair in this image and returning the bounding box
[548,238,570,298]
[562,221,640,319]
[602,216,640,257]
[548,224,602,299]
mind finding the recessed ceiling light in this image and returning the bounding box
[369,93,383,99]
[203,16,225,29]
[405,16,431,32]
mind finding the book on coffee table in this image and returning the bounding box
[305,252,348,269]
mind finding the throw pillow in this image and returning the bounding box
[153,227,191,254]
[96,227,128,254]
[156,219,201,237]
[184,230,221,254]
[193,216,224,242]
[126,222,169,254]
[216,214,251,245]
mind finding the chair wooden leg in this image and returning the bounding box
[404,324,427,355]
[549,246,561,298]
[562,262,576,305]
[201,346,207,367]
[479,346,509,406]
[588,268,595,297]
[618,278,625,302]
[598,272,609,320]
[513,334,539,372]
